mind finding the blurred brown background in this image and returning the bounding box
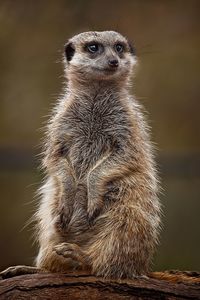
[0,0,200,272]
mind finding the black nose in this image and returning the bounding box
[108,59,119,68]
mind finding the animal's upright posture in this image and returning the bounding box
[2,31,161,279]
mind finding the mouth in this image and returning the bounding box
[104,67,118,73]
[93,67,118,74]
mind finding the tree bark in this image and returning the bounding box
[0,271,199,300]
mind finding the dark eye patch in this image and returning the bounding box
[84,41,103,54]
[87,43,99,53]
[115,43,124,53]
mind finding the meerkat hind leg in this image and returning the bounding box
[53,242,88,271]
[0,265,45,279]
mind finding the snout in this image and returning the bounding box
[108,59,119,68]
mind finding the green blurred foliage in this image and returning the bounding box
[0,0,199,271]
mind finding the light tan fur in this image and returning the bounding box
[34,31,161,279]
[1,31,162,280]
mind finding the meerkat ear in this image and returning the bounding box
[128,42,136,56]
[64,42,75,62]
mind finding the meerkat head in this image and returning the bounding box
[64,31,136,83]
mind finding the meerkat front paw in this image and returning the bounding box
[53,242,86,270]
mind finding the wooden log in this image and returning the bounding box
[0,271,200,299]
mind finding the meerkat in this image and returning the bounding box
[1,31,161,279]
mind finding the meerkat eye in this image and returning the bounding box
[87,43,99,53]
[115,43,124,53]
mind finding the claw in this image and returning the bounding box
[0,265,43,279]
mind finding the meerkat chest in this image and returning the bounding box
[64,94,131,173]
[68,94,130,143]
